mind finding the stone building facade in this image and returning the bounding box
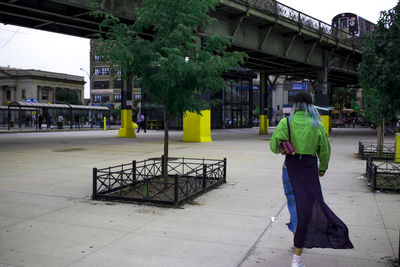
[0,67,84,105]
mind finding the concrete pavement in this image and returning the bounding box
[0,127,398,267]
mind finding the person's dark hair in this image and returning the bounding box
[293,92,313,104]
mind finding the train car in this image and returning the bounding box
[332,13,375,37]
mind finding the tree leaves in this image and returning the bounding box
[358,2,400,125]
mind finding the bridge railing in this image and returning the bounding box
[234,0,362,48]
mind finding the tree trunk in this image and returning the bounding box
[163,110,169,177]
[377,120,384,158]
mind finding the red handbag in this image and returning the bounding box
[278,118,296,155]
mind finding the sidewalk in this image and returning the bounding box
[0,127,398,267]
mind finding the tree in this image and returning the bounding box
[56,89,81,105]
[93,0,245,175]
[332,87,357,109]
[358,2,400,153]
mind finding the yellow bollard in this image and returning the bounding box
[117,109,136,138]
[259,115,268,135]
[183,110,212,142]
[321,115,330,136]
[395,133,400,163]
[104,117,107,131]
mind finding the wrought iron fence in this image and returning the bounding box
[365,157,400,192]
[92,157,227,206]
[233,0,362,48]
[359,141,395,160]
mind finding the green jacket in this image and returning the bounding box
[270,111,331,171]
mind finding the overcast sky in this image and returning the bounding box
[0,0,398,98]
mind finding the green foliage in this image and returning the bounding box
[358,2,400,125]
[56,89,81,105]
[92,0,246,121]
[332,87,357,109]
[111,105,121,120]
[253,106,260,118]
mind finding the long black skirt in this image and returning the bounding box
[285,154,354,249]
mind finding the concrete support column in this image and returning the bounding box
[316,60,331,135]
[117,76,136,138]
[259,72,268,135]
[317,68,329,95]
[183,110,212,142]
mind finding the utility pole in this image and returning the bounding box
[80,68,94,105]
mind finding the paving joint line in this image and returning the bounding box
[237,202,287,267]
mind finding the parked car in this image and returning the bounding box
[331,118,345,128]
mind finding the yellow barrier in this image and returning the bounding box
[321,115,330,136]
[117,109,136,138]
[183,110,212,142]
[259,115,268,135]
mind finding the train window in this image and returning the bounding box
[340,19,348,30]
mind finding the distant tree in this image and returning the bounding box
[56,89,81,105]
[358,2,400,154]
[93,0,245,175]
[332,87,357,109]
[111,105,121,121]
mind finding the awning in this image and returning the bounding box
[7,101,109,111]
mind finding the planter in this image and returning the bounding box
[365,157,400,192]
[359,141,395,160]
[92,157,226,206]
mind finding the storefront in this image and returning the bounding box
[142,70,256,129]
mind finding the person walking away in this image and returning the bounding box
[270,92,353,267]
[397,119,400,133]
[137,113,147,133]
[75,114,80,129]
[38,114,43,129]
[57,114,64,129]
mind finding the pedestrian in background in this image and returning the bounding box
[270,92,353,267]
[38,114,43,129]
[137,113,147,133]
[57,114,64,129]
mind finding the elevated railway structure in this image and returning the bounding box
[0,0,364,135]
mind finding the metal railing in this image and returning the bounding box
[366,158,400,192]
[233,0,362,48]
[359,141,395,160]
[92,157,227,206]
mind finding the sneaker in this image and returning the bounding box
[291,260,306,267]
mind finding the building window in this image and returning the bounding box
[94,67,110,76]
[114,94,121,101]
[21,90,26,99]
[101,95,109,102]
[94,94,110,103]
[94,55,101,62]
[93,81,109,89]
[42,88,49,100]
[134,94,141,100]
[113,80,122,89]
[6,90,11,101]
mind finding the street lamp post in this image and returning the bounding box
[80,68,94,105]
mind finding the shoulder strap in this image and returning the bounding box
[286,117,291,142]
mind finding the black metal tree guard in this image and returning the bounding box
[365,157,400,192]
[92,157,227,206]
[359,141,395,160]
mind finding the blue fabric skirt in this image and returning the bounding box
[285,154,354,249]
